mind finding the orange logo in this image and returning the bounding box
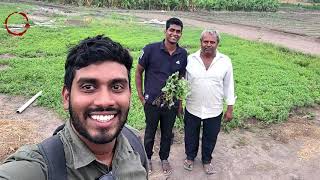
[4,12,30,36]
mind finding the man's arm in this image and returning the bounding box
[135,64,145,105]
[224,105,233,121]
[0,161,46,180]
[177,51,188,117]
[0,146,47,180]
[223,61,235,122]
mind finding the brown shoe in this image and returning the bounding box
[161,160,172,175]
[203,163,216,175]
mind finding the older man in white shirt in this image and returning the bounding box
[183,29,235,175]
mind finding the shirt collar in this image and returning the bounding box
[194,49,222,61]
[62,120,96,169]
[61,121,135,170]
[111,130,136,168]
[214,50,223,61]
[160,39,182,54]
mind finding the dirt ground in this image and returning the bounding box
[148,107,320,180]
[0,94,63,160]
[1,1,320,180]
[1,95,320,180]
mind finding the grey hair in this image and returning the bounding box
[200,29,220,43]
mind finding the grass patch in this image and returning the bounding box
[1,2,320,130]
[0,3,33,23]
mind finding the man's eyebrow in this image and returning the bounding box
[77,78,97,85]
[111,78,129,84]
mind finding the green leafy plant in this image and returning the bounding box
[152,72,190,108]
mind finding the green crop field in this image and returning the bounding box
[1,2,320,130]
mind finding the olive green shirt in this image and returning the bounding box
[0,121,147,180]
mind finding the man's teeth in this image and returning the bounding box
[91,115,115,122]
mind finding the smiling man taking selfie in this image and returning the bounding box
[0,35,148,180]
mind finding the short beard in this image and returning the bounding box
[69,100,128,144]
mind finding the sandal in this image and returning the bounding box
[183,159,193,171]
[148,160,152,175]
[203,163,216,175]
[161,160,172,175]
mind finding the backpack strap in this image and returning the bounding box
[52,124,65,136]
[122,126,148,171]
[38,135,67,180]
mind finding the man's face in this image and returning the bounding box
[201,33,218,55]
[165,24,182,44]
[62,61,131,144]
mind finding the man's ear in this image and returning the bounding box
[62,86,70,111]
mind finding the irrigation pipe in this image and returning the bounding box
[16,91,42,114]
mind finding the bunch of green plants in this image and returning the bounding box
[152,72,190,108]
[195,0,279,11]
[40,0,279,11]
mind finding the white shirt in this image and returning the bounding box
[185,50,235,119]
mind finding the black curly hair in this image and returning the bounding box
[166,17,183,31]
[64,35,133,90]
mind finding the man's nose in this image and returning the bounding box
[93,89,115,107]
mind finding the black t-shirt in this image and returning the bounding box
[138,40,187,104]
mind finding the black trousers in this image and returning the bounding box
[143,103,177,160]
[184,110,222,164]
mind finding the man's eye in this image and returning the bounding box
[112,83,125,92]
[81,84,95,92]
